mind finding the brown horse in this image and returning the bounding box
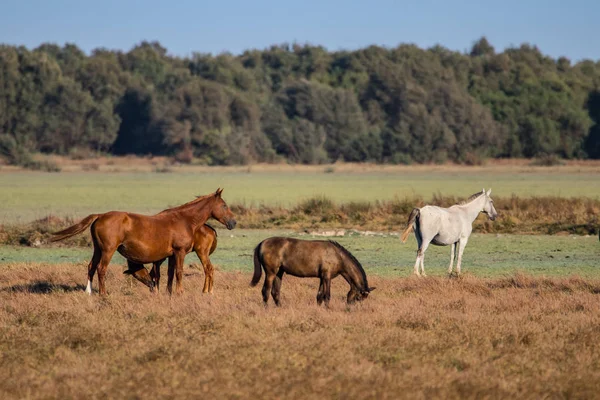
[250,237,375,306]
[124,224,218,293]
[51,188,235,296]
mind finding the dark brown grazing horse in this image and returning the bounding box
[51,188,235,296]
[124,224,218,293]
[251,237,375,306]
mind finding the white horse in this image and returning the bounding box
[400,189,498,276]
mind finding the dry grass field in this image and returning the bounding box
[1,263,600,399]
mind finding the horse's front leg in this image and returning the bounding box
[455,238,469,275]
[323,276,332,307]
[448,242,456,276]
[173,250,186,295]
[150,259,165,293]
[196,249,214,294]
[167,256,176,295]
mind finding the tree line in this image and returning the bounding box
[1,37,600,165]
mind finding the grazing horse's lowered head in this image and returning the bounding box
[346,285,375,304]
[210,188,237,230]
[480,188,498,221]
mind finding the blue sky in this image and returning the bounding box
[1,0,597,61]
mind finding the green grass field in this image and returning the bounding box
[1,168,599,223]
[2,230,598,278]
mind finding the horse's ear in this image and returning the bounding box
[368,287,376,292]
[482,188,485,194]
[486,188,492,196]
[215,188,223,197]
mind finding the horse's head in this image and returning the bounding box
[211,188,237,230]
[347,286,376,304]
[481,188,498,221]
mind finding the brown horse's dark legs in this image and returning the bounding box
[150,259,164,293]
[167,257,176,295]
[271,270,284,306]
[323,277,332,307]
[261,273,276,305]
[316,278,325,305]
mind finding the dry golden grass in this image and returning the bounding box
[2,263,600,399]
[1,193,599,248]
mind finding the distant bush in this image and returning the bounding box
[530,154,565,167]
[297,196,335,216]
[0,135,61,172]
[153,165,173,173]
[24,160,61,172]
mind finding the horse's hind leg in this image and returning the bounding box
[96,249,116,296]
[261,271,276,305]
[86,247,101,295]
[271,270,284,306]
[317,278,325,305]
[418,240,431,277]
[413,252,421,276]
[413,228,423,276]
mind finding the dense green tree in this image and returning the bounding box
[0,38,599,165]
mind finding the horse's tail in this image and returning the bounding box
[401,208,420,243]
[50,214,100,242]
[250,241,264,287]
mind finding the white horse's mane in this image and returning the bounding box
[456,192,484,206]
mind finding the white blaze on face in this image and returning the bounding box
[85,279,92,295]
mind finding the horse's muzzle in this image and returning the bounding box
[226,219,237,230]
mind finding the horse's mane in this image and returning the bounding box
[158,193,215,214]
[457,191,484,205]
[328,240,369,290]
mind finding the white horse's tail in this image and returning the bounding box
[401,208,420,243]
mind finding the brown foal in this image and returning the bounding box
[125,224,218,293]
